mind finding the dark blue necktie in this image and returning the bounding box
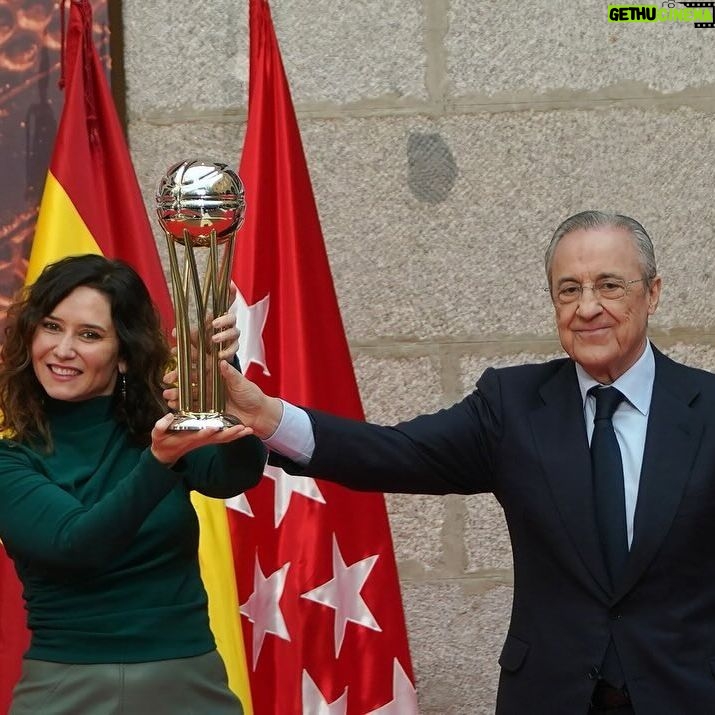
[589,386,628,688]
[590,386,629,585]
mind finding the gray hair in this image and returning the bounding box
[544,210,657,286]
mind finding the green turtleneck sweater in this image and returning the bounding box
[0,396,266,664]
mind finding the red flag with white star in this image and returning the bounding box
[228,1,417,712]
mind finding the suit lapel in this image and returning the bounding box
[615,350,703,599]
[529,361,612,597]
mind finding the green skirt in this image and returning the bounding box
[10,650,244,715]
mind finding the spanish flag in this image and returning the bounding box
[1,1,253,711]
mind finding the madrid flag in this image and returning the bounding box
[0,2,253,712]
[229,1,417,712]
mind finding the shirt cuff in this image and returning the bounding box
[263,400,315,466]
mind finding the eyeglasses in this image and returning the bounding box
[549,278,647,305]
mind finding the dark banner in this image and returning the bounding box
[0,0,109,320]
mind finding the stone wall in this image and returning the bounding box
[121,2,715,712]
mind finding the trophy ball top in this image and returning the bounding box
[156,160,246,245]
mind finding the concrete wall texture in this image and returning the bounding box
[120,2,715,713]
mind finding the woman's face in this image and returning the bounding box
[31,286,127,402]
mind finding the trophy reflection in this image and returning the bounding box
[156,159,246,430]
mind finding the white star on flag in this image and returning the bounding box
[225,492,253,518]
[301,670,348,715]
[366,659,418,714]
[264,464,326,527]
[240,558,291,668]
[301,534,381,656]
[234,289,271,375]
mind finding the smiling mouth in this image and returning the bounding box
[48,364,82,377]
[576,327,612,338]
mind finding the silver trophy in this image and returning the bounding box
[156,159,246,430]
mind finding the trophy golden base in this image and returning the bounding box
[169,412,243,431]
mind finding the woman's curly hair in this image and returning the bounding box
[0,254,171,448]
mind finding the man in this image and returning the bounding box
[216,211,715,714]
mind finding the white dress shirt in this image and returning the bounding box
[264,399,314,466]
[575,341,655,548]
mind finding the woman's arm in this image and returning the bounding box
[179,435,267,498]
[0,444,180,570]
[0,414,263,569]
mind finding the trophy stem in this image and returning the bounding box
[182,232,209,411]
[208,234,222,413]
[164,227,239,430]
[165,231,192,411]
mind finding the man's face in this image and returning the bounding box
[549,226,661,384]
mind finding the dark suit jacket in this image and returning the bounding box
[274,345,715,714]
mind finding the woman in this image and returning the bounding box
[0,254,266,715]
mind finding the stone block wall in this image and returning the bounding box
[121,2,715,712]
